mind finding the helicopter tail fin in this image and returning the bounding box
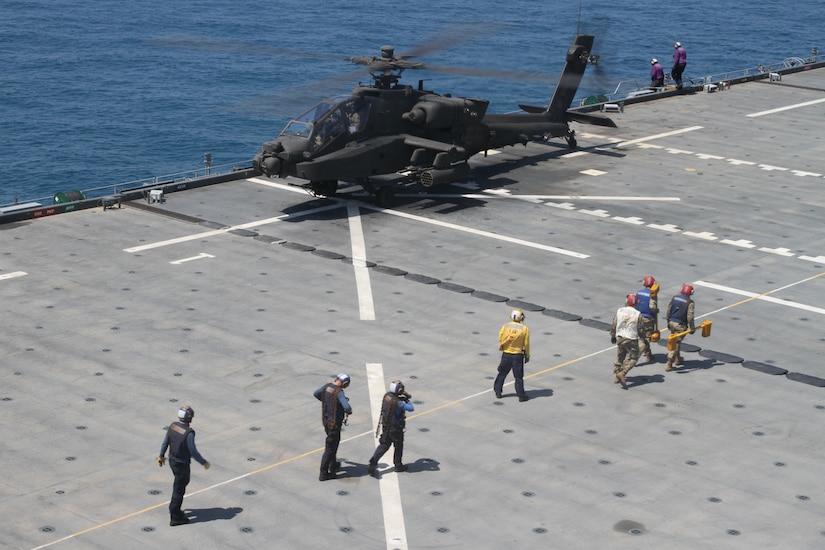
[545,34,594,122]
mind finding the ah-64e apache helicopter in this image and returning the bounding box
[252,34,616,205]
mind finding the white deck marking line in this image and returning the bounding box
[393,193,681,202]
[613,125,703,148]
[249,176,316,194]
[366,362,409,550]
[694,279,825,315]
[0,271,27,280]
[347,204,376,321]
[359,203,589,259]
[123,204,341,253]
[169,253,214,265]
[746,97,825,117]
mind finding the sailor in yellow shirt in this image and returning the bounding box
[493,309,530,402]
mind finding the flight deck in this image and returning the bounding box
[2,67,825,549]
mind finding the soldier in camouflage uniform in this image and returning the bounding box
[610,295,643,389]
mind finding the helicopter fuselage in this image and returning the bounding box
[251,35,613,196]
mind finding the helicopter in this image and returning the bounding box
[252,34,616,205]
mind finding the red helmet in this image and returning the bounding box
[681,284,694,295]
[626,294,639,307]
[643,276,655,288]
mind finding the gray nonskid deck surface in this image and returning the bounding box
[2,69,825,549]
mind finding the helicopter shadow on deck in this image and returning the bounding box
[470,138,626,183]
[277,184,493,220]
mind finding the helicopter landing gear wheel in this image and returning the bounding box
[309,180,338,197]
[376,186,395,208]
[565,130,577,149]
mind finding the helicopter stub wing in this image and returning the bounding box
[403,135,467,155]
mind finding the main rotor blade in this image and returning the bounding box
[146,34,351,63]
[401,21,509,58]
[420,64,557,83]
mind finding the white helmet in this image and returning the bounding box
[336,372,351,387]
[674,41,681,48]
[389,379,405,395]
[651,58,658,65]
[510,309,525,322]
[178,405,194,423]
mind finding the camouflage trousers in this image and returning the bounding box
[638,316,656,357]
[667,321,688,363]
[613,336,639,375]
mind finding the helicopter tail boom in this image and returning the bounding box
[545,34,595,122]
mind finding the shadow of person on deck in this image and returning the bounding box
[185,506,243,524]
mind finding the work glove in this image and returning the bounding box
[611,336,617,345]
[157,456,165,468]
[203,461,211,470]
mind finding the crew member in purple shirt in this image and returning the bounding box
[672,41,687,88]
[650,58,665,88]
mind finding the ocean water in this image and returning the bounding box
[0,0,820,205]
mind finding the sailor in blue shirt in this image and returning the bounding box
[314,373,353,481]
[666,284,696,371]
[635,275,660,363]
[157,405,210,526]
[368,380,414,476]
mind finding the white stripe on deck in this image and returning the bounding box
[359,202,589,259]
[348,204,375,321]
[694,279,825,315]
[123,204,341,253]
[613,125,703,148]
[746,97,825,118]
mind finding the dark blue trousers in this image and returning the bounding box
[494,352,526,397]
[321,424,341,473]
[169,461,191,520]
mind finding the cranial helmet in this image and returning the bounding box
[389,380,405,395]
[336,372,351,388]
[510,309,525,322]
[681,284,694,296]
[178,405,195,423]
[643,275,656,288]
[674,41,681,48]
[651,58,658,65]
[626,294,639,307]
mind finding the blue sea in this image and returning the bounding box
[1,0,821,205]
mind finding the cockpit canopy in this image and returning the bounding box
[280,95,371,152]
